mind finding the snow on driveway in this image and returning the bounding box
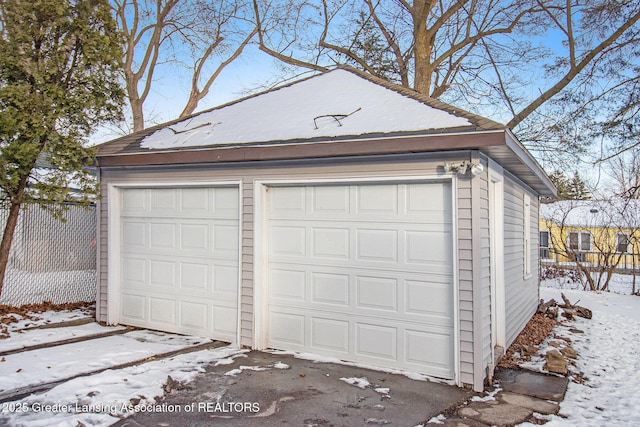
[0,322,125,354]
[0,307,247,426]
[2,346,247,427]
[518,285,640,426]
[0,330,210,394]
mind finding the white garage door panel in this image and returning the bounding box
[269,264,453,325]
[270,224,452,273]
[267,182,455,379]
[119,187,239,341]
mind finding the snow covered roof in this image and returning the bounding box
[96,66,555,196]
[98,67,504,155]
[540,200,640,228]
[140,68,479,149]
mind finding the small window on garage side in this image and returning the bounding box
[524,194,531,278]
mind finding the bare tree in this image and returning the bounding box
[253,0,640,164]
[113,0,258,132]
[179,1,259,117]
[614,199,640,294]
[504,0,640,163]
[253,0,545,96]
[543,200,636,291]
[606,148,640,199]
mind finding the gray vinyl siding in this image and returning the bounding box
[241,178,254,347]
[478,167,492,386]
[503,176,539,347]
[464,155,492,392]
[96,195,109,323]
[457,178,474,387]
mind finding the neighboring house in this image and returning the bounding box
[95,66,555,392]
[540,200,640,270]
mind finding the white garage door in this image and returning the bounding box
[119,186,239,341]
[267,182,455,379]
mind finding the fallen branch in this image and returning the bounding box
[560,293,592,319]
[537,298,557,314]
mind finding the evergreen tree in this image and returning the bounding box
[346,11,399,84]
[0,0,124,295]
[548,170,591,200]
[566,171,592,200]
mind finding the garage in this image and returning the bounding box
[98,67,556,390]
[117,186,240,342]
[266,181,455,379]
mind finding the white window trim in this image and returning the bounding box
[616,232,630,253]
[567,231,592,252]
[539,230,550,248]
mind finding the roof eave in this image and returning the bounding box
[97,129,507,167]
[479,130,556,197]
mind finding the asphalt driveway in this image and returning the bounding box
[113,350,473,426]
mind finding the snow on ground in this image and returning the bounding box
[0,330,210,394]
[339,376,371,389]
[273,361,290,370]
[2,346,247,427]
[3,273,640,426]
[0,322,126,353]
[518,274,640,426]
[224,365,270,376]
[0,306,248,426]
[541,271,639,295]
[3,306,94,332]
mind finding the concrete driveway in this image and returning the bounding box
[113,350,473,426]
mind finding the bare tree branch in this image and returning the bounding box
[507,6,640,128]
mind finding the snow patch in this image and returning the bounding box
[427,414,446,424]
[224,365,270,376]
[340,376,370,389]
[0,331,211,394]
[470,386,502,402]
[273,361,290,369]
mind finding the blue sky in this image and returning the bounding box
[90,44,283,144]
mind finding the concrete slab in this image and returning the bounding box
[112,350,473,426]
[458,401,533,426]
[494,367,568,402]
[498,391,559,414]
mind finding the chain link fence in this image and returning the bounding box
[0,203,96,306]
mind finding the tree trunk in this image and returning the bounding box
[412,1,432,95]
[180,88,200,119]
[0,176,29,297]
[130,96,145,133]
